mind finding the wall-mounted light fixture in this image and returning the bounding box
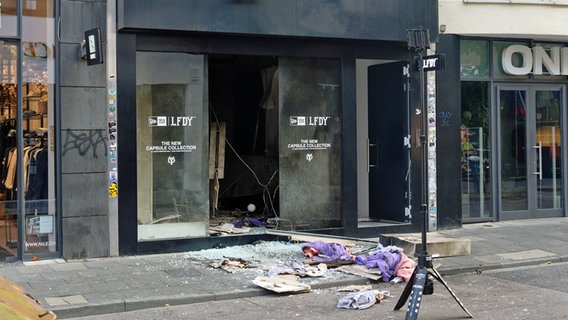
[406,27,431,52]
[81,27,104,65]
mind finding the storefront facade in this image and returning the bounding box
[5,1,465,261]
[439,0,568,224]
[114,0,449,255]
[458,38,568,222]
[0,1,58,261]
[4,0,557,261]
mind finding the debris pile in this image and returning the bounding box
[187,237,417,311]
[209,257,255,273]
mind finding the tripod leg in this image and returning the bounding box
[404,266,428,320]
[394,268,416,311]
[429,267,474,318]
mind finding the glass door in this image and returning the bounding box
[498,86,564,219]
[534,89,563,211]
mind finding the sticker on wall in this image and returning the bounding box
[428,116,436,127]
[109,182,118,198]
[26,216,54,235]
[107,75,118,198]
[426,66,437,230]
[109,169,118,198]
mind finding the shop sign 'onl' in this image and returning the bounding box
[502,45,568,76]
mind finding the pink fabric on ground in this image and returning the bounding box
[394,252,416,282]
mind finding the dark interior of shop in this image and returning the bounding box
[208,54,281,227]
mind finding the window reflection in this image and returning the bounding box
[0,0,55,258]
[136,52,209,241]
[461,81,492,219]
[22,0,55,256]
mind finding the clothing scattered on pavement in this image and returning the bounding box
[301,241,355,262]
[301,241,416,282]
[336,289,391,310]
[267,260,327,277]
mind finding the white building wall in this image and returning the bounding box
[439,0,568,41]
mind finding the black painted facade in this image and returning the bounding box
[114,0,460,255]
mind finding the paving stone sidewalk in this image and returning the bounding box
[0,217,567,319]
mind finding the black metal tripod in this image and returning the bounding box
[393,252,473,319]
[393,28,473,320]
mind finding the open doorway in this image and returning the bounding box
[207,54,342,232]
[208,55,281,230]
[357,60,411,227]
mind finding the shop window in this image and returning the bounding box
[461,81,492,220]
[0,0,18,37]
[278,58,342,228]
[0,42,19,256]
[135,52,342,240]
[22,0,55,257]
[136,52,209,241]
[0,0,56,259]
[460,40,489,79]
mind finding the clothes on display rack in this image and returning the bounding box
[0,127,48,205]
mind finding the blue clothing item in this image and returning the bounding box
[368,243,404,255]
[337,290,382,310]
[233,218,268,228]
[300,241,353,262]
[355,251,401,282]
[267,260,308,277]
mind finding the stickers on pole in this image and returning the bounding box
[108,75,118,198]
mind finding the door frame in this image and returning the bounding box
[367,61,411,223]
[496,84,567,220]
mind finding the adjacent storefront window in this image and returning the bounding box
[0,41,19,256]
[460,39,493,220]
[462,38,566,221]
[460,39,490,79]
[461,81,492,219]
[0,0,56,259]
[0,0,18,37]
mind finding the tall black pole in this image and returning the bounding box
[397,27,473,320]
[418,47,431,270]
[404,27,432,320]
[406,26,432,270]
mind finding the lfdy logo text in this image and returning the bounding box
[290,116,330,126]
[149,116,196,127]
